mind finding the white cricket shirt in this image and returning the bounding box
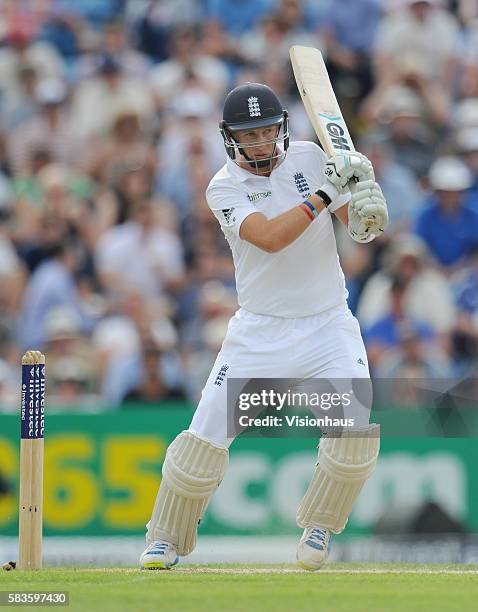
[206,141,350,318]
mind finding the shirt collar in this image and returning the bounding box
[226,156,272,183]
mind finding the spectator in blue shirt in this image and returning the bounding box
[321,0,382,56]
[416,156,478,268]
[364,278,435,347]
[52,0,124,29]
[364,277,435,373]
[321,0,383,104]
[453,247,478,315]
[451,245,478,371]
[456,127,478,210]
[17,240,95,351]
[205,0,276,37]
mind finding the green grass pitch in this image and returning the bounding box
[2,564,478,611]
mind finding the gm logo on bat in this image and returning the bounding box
[317,113,352,151]
[326,122,351,151]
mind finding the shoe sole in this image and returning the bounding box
[141,562,172,570]
[297,559,327,572]
[141,557,179,571]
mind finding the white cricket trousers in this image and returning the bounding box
[189,304,371,448]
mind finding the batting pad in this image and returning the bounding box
[147,430,228,556]
[296,424,380,534]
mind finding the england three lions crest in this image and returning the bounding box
[248,96,261,117]
[294,172,310,197]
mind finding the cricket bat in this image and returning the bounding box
[290,45,381,232]
[289,45,355,157]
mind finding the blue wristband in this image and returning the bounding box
[303,200,319,218]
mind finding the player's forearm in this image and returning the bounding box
[240,194,326,253]
[268,208,317,251]
[333,204,349,227]
[269,194,330,251]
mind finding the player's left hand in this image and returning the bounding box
[323,152,375,192]
[348,179,388,242]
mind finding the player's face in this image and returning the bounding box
[234,126,280,160]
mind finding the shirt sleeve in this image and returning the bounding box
[206,181,259,237]
[328,192,351,212]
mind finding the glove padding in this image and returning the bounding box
[348,180,388,243]
[324,152,375,193]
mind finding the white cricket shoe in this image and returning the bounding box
[140,540,179,570]
[296,526,331,571]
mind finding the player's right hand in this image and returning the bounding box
[323,152,375,193]
[347,179,388,242]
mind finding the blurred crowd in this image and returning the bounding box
[0,0,477,410]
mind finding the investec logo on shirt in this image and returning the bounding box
[247,191,272,202]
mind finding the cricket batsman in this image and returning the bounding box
[140,83,388,571]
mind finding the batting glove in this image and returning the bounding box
[348,180,388,243]
[322,152,375,195]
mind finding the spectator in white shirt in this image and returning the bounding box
[150,27,228,111]
[71,55,156,139]
[95,198,185,302]
[374,0,459,87]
